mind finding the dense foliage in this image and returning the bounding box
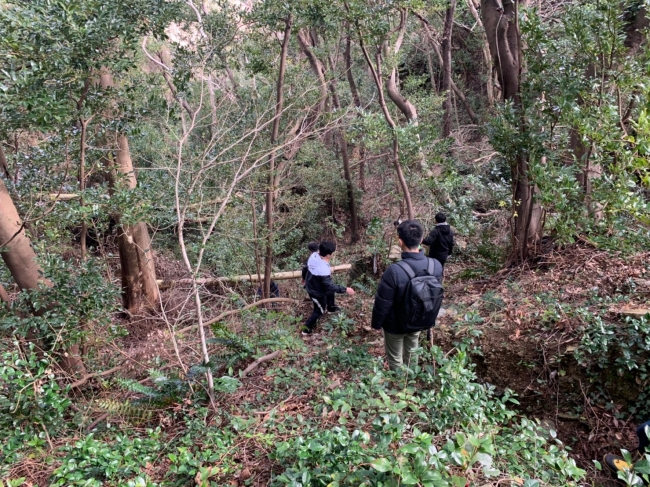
[0,0,648,485]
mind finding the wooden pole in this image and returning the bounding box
[156,263,352,289]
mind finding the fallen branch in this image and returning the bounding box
[472,210,500,218]
[241,350,282,377]
[177,297,300,334]
[157,264,352,289]
[43,193,81,201]
[69,364,124,389]
[85,412,110,433]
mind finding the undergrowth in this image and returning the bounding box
[1,314,590,486]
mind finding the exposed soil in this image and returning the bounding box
[431,244,650,484]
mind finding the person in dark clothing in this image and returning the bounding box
[256,280,280,298]
[301,241,339,312]
[423,213,455,268]
[371,220,443,371]
[638,420,650,455]
[302,241,355,335]
[301,241,320,286]
[604,419,650,482]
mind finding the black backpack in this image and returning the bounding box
[395,258,444,332]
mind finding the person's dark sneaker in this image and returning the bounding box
[327,306,341,313]
[604,453,632,475]
[301,327,314,336]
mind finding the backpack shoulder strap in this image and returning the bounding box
[426,258,434,276]
[431,258,443,284]
[395,260,416,280]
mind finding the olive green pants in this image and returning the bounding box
[383,330,421,372]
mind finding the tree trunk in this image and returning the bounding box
[442,0,457,137]
[0,143,11,179]
[300,30,360,242]
[79,118,89,261]
[263,15,292,299]
[482,0,540,263]
[466,0,494,106]
[115,135,159,312]
[98,71,159,312]
[357,32,414,218]
[417,14,478,124]
[344,32,367,190]
[383,10,428,173]
[338,131,360,242]
[0,178,86,376]
[344,33,362,109]
[0,181,47,291]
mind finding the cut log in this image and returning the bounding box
[42,193,81,201]
[241,350,282,377]
[156,264,352,289]
[618,307,650,319]
[472,210,500,218]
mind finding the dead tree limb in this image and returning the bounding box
[177,297,300,335]
[241,350,282,377]
[69,364,124,389]
[157,264,352,289]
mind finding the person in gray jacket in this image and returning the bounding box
[302,241,354,335]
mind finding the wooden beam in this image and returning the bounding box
[43,193,81,201]
[156,263,352,289]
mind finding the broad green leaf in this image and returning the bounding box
[370,457,393,473]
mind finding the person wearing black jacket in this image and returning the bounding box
[371,220,443,372]
[302,241,355,335]
[423,213,454,269]
[302,241,339,312]
[301,241,320,286]
[604,419,650,482]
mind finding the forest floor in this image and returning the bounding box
[12,243,650,486]
[18,240,642,486]
[433,244,650,484]
[9,162,649,486]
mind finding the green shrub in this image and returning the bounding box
[50,430,163,486]
[271,347,585,487]
[0,342,70,466]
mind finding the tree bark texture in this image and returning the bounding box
[383,10,427,173]
[344,32,367,190]
[481,0,523,101]
[481,0,540,263]
[98,70,159,312]
[337,131,360,242]
[0,180,46,291]
[263,15,292,299]
[79,118,89,261]
[0,178,85,376]
[417,15,478,124]
[0,143,11,179]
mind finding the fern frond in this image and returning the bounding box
[95,399,153,421]
[114,377,158,397]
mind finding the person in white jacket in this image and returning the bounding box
[302,241,354,335]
